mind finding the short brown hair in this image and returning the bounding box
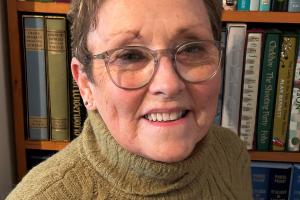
[68,0,222,81]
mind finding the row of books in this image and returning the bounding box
[251,162,300,200]
[22,14,86,142]
[223,0,300,12]
[217,23,300,152]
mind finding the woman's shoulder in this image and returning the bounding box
[6,137,91,200]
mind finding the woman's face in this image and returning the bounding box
[73,0,221,162]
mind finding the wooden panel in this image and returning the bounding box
[25,140,69,151]
[250,151,300,163]
[6,0,27,181]
[222,11,300,24]
[16,1,69,14]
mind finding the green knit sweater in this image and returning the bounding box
[7,111,252,200]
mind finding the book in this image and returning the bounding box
[23,15,49,140]
[256,30,281,151]
[214,29,227,125]
[288,34,300,152]
[268,163,292,200]
[272,33,298,151]
[271,0,289,11]
[223,0,238,11]
[237,0,250,10]
[26,149,56,170]
[221,23,247,134]
[288,0,300,12]
[45,16,70,141]
[250,0,260,11]
[289,164,300,200]
[239,30,263,150]
[259,0,272,11]
[251,162,271,200]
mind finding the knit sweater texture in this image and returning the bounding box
[7,111,252,200]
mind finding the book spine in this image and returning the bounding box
[289,164,300,199]
[237,0,251,10]
[259,0,272,11]
[46,16,70,141]
[23,15,49,140]
[251,163,270,200]
[271,0,289,11]
[288,0,300,12]
[239,32,263,150]
[250,0,260,11]
[272,34,298,151]
[221,23,247,134]
[268,165,292,199]
[256,31,281,151]
[288,36,300,151]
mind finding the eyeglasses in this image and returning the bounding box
[92,40,222,89]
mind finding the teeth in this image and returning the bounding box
[145,111,186,122]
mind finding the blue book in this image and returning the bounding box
[259,0,272,11]
[290,164,300,200]
[237,0,250,10]
[268,163,292,200]
[23,15,48,140]
[251,162,271,200]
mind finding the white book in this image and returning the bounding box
[221,23,247,134]
[250,0,260,10]
[288,39,300,151]
[239,31,263,149]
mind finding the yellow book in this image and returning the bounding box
[272,33,298,151]
[45,16,70,141]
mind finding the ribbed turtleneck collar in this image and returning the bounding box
[81,111,214,197]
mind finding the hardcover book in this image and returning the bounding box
[271,0,289,11]
[259,0,272,11]
[250,0,260,11]
[45,16,70,141]
[251,162,271,200]
[223,0,238,10]
[23,15,49,140]
[288,34,300,151]
[288,0,300,12]
[272,33,298,151]
[221,23,247,134]
[237,0,250,10]
[239,30,263,150]
[256,30,281,151]
[289,164,300,200]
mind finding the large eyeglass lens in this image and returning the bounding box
[175,41,220,82]
[107,47,155,89]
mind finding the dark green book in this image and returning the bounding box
[256,30,281,151]
[271,0,289,11]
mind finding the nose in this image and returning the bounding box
[148,55,185,98]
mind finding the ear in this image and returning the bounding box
[71,57,97,111]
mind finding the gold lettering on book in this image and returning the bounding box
[73,80,83,137]
[29,116,48,128]
[51,119,68,130]
[47,31,66,52]
[25,28,44,51]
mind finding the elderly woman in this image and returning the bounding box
[7,0,252,199]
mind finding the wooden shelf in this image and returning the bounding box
[222,11,300,24]
[249,151,300,163]
[25,140,69,151]
[16,1,69,14]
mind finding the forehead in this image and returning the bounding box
[87,0,212,50]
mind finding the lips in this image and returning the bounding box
[144,110,188,122]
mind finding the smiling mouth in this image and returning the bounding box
[144,110,189,122]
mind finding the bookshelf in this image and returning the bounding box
[6,0,300,181]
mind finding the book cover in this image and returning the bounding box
[272,33,298,151]
[239,30,263,150]
[237,0,251,10]
[221,23,247,134]
[268,163,292,200]
[259,0,272,11]
[288,33,300,152]
[45,16,70,141]
[271,0,289,11]
[251,162,271,200]
[23,15,49,140]
[289,164,300,200]
[288,0,300,12]
[256,30,281,151]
